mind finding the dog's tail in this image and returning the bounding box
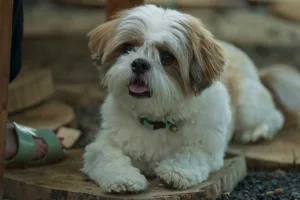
[260,64,300,128]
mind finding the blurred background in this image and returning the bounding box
[23,0,300,83]
[10,0,300,147]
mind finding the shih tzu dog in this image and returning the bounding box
[82,4,299,193]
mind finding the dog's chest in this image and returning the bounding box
[119,125,183,163]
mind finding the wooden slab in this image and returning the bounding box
[53,0,246,8]
[228,128,300,170]
[8,69,54,114]
[4,149,246,200]
[107,0,144,20]
[272,1,300,22]
[8,100,76,131]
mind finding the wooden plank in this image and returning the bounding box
[146,0,245,7]
[0,0,13,198]
[4,149,247,200]
[107,0,144,20]
[53,0,106,7]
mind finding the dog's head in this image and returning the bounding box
[89,5,225,114]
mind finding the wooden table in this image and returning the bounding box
[0,0,143,199]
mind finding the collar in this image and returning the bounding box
[139,117,178,133]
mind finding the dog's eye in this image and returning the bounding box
[160,51,175,66]
[122,43,135,54]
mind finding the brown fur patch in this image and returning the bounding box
[184,16,226,95]
[220,53,243,107]
[87,19,121,83]
[88,19,120,61]
[155,45,186,94]
[88,10,145,82]
[164,61,186,94]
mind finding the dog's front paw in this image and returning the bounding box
[155,164,208,190]
[100,171,148,194]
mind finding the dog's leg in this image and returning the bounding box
[234,78,284,143]
[154,81,232,189]
[155,146,224,189]
[81,140,148,193]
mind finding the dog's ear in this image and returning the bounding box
[88,16,120,66]
[185,16,226,95]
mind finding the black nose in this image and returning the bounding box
[131,59,150,74]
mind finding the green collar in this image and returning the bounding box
[139,117,178,133]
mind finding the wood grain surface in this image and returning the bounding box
[8,100,76,131]
[4,149,247,200]
[8,69,54,114]
[228,128,300,170]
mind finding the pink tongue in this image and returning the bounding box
[129,85,149,93]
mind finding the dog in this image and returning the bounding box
[82,4,300,193]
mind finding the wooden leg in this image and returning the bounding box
[107,0,144,20]
[0,0,13,198]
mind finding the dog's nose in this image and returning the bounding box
[131,59,150,74]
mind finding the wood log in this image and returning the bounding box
[8,69,54,114]
[4,149,247,200]
[22,6,300,84]
[228,128,300,171]
[107,0,144,20]
[247,0,274,5]
[24,6,300,47]
[8,100,76,131]
[53,0,246,8]
[0,0,13,198]
[272,1,300,22]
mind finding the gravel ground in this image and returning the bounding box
[218,170,300,200]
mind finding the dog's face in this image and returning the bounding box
[89,5,225,113]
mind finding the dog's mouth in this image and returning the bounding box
[129,77,151,98]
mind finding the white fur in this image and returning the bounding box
[219,41,284,143]
[82,81,231,192]
[82,5,285,193]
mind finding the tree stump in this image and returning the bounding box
[4,149,247,200]
[228,128,300,170]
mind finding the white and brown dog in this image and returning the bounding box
[82,4,300,193]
